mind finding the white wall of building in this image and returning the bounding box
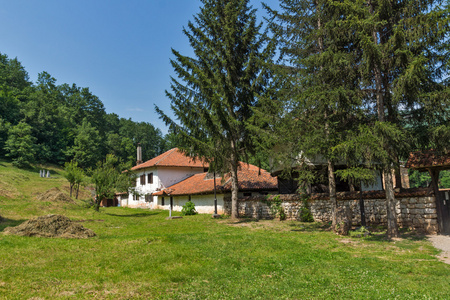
[155,194,225,214]
[123,166,205,208]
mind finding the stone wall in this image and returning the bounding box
[223,188,438,233]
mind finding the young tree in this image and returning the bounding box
[64,160,84,198]
[91,154,134,212]
[156,0,274,218]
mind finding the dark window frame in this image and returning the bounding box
[148,173,153,184]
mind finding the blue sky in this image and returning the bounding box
[0,0,279,134]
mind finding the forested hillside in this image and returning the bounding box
[0,52,170,168]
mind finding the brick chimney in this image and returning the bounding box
[136,143,143,165]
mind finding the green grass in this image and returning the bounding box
[0,160,449,299]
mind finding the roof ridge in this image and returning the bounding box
[154,148,178,166]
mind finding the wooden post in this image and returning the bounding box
[428,168,444,233]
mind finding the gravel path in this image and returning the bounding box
[427,235,450,264]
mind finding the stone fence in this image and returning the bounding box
[223,188,438,233]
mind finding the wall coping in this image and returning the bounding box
[229,188,433,202]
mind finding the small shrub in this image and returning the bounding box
[181,201,197,216]
[266,195,286,221]
[299,194,314,222]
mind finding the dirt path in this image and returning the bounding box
[427,235,450,264]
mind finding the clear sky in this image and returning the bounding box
[0,0,279,134]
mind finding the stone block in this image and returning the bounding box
[424,203,436,208]
[423,214,437,219]
[424,208,435,214]
[409,198,417,204]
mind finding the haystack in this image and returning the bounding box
[36,187,75,204]
[3,214,96,238]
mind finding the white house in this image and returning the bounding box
[119,148,278,214]
[119,148,208,209]
[152,162,277,214]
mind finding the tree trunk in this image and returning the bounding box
[328,159,339,231]
[69,183,73,198]
[384,169,398,238]
[76,183,80,199]
[369,0,399,238]
[230,162,239,219]
[230,140,239,219]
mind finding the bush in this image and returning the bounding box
[181,201,197,216]
[299,195,314,222]
[267,195,286,221]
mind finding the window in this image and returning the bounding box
[243,192,252,197]
[145,194,151,202]
[148,173,153,184]
[161,197,165,206]
[204,168,209,172]
[188,195,191,202]
[133,193,139,201]
[140,174,145,185]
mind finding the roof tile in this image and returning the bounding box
[131,148,208,171]
[405,150,450,170]
[153,163,277,196]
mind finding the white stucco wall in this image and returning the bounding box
[157,167,205,189]
[123,166,205,208]
[155,194,225,214]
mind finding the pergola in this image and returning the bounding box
[406,150,450,234]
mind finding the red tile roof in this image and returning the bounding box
[152,163,277,196]
[131,148,208,171]
[405,150,450,170]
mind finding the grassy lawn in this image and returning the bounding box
[0,160,449,299]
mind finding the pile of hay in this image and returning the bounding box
[36,187,75,204]
[3,214,96,239]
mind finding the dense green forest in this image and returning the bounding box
[0,52,171,168]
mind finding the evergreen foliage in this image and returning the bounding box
[260,0,449,236]
[157,0,274,218]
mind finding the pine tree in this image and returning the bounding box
[156,0,274,218]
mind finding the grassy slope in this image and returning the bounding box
[0,160,449,299]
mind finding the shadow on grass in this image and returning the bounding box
[0,218,27,231]
[105,211,160,218]
[289,222,331,232]
[351,227,429,242]
[232,218,260,224]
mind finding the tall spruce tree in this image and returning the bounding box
[156,0,274,218]
[264,0,449,237]
[262,0,365,232]
[354,0,450,237]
